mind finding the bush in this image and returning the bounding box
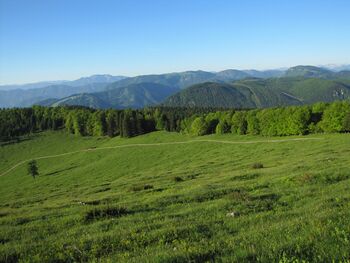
[84,206,129,222]
[143,184,154,190]
[174,176,184,182]
[252,163,264,169]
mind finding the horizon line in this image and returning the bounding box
[1,63,349,86]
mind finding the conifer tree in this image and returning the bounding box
[27,160,39,179]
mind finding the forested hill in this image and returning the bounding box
[47,83,179,109]
[163,78,350,108]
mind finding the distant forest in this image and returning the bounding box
[0,101,349,141]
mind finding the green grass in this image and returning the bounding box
[0,131,350,262]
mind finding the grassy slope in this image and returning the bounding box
[0,131,350,262]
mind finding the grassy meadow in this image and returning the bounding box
[0,131,350,262]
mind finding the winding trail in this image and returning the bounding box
[0,137,324,177]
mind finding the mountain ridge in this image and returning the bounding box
[2,65,350,109]
[162,77,350,108]
[0,74,126,90]
[44,82,179,109]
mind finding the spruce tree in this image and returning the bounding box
[27,160,39,179]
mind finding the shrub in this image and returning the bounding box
[174,176,184,182]
[131,184,154,192]
[252,163,264,169]
[143,184,154,190]
[84,206,129,222]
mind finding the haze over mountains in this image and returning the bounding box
[0,75,126,108]
[0,74,126,90]
[1,65,350,109]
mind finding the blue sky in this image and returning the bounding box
[0,0,349,84]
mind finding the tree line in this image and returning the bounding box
[0,101,349,141]
[0,105,224,141]
[185,101,350,137]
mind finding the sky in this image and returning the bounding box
[0,0,349,84]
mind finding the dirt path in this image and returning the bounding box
[0,137,324,177]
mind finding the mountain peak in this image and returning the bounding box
[284,65,333,78]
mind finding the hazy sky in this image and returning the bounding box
[0,0,349,84]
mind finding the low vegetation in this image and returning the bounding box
[84,206,129,222]
[252,163,264,169]
[0,131,349,261]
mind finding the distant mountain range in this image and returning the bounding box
[0,74,126,90]
[1,65,350,109]
[284,65,348,78]
[320,64,350,72]
[0,83,109,108]
[48,83,179,109]
[0,75,126,108]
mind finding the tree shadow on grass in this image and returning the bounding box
[45,165,78,176]
[0,136,33,147]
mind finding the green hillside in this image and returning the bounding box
[163,77,350,108]
[162,82,257,108]
[96,82,179,108]
[51,83,179,109]
[51,93,107,108]
[1,131,350,262]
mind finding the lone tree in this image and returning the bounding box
[27,160,39,179]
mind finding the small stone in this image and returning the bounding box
[226,212,236,217]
